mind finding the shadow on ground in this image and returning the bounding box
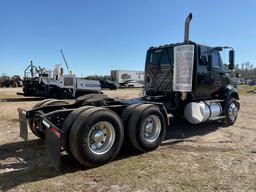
[0,117,226,191]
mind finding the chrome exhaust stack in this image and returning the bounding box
[184,13,192,44]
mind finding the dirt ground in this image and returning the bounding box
[0,88,255,192]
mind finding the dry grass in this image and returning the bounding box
[238,85,256,94]
[0,88,22,99]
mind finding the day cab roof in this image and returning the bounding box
[147,41,213,52]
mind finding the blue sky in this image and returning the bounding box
[0,0,255,76]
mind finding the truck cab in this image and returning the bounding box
[195,44,232,99]
[144,43,234,98]
[144,13,238,123]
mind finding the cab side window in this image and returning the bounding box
[150,49,162,65]
[199,55,209,66]
[211,51,220,69]
[199,47,209,66]
[159,49,169,64]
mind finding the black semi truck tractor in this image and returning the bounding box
[18,13,239,170]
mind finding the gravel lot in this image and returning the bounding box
[0,88,255,192]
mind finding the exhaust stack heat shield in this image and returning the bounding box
[173,44,194,92]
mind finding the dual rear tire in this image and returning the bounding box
[29,100,167,168]
[123,104,167,152]
[65,104,167,167]
[68,107,124,167]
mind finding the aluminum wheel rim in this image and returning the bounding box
[88,121,115,155]
[143,115,161,142]
[228,103,238,122]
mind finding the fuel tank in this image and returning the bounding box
[184,101,222,124]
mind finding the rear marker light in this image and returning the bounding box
[50,127,61,138]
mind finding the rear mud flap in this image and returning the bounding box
[18,109,28,141]
[44,120,61,171]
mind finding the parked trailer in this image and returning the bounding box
[18,13,240,170]
[111,70,144,84]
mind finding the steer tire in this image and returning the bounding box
[69,107,124,167]
[127,104,167,152]
[28,99,69,140]
[223,98,239,126]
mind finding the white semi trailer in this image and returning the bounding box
[111,70,144,83]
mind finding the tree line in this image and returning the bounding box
[235,62,256,80]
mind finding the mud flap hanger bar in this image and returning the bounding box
[25,104,74,118]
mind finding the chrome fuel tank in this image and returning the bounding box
[184,101,222,124]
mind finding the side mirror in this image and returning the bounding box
[229,49,235,70]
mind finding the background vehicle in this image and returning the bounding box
[119,79,144,88]
[0,75,22,87]
[11,75,23,87]
[111,70,144,83]
[248,80,256,86]
[18,13,239,170]
[0,76,11,87]
[99,80,118,90]
[21,62,101,98]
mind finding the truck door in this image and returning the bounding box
[195,46,214,98]
[209,51,223,96]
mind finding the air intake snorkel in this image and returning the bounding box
[184,13,192,44]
